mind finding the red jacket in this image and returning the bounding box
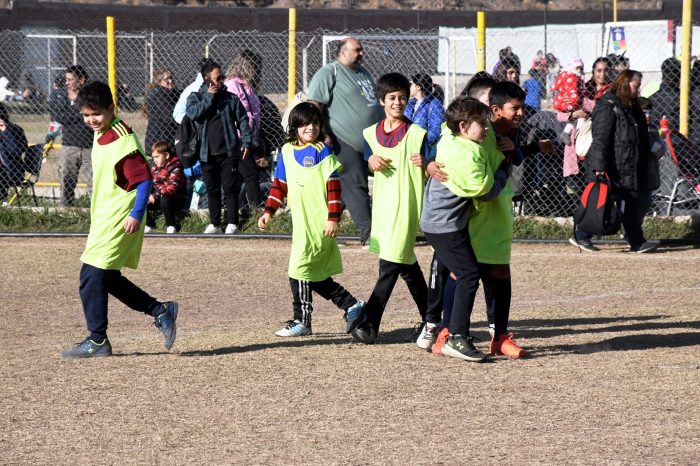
[151,154,186,199]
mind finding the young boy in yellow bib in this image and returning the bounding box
[347,73,431,344]
[62,81,178,358]
[258,102,364,337]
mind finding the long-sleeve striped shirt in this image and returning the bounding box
[264,142,343,221]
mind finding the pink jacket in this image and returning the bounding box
[225,77,261,129]
[557,97,596,177]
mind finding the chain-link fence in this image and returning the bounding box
[1,23,698,225]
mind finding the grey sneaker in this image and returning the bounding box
[441,334,486,362]
[154,301,179,350]
[62,337,112,359]
[345,299,365,333]
[569,236,599,252]
[630,242,658,253]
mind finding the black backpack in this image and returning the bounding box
[174,114,200,169]
[573,176,624,236]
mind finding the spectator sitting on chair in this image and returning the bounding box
[0,103,29,205]
[145,141,187,234]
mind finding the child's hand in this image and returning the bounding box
[258,212,271,230]
[410,152,423,167]
[148,194,155,204]
[368,154,390,172]
[496,135,515,152]
[323,220,338,237]
[241,147,251,160]
[571,109,588,119]
[124,216,140,234]
[538,139,554,154]
[426,161,449,182]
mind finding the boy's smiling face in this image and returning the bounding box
[381,90,408,120]
[81,104,115,133]
[491,98,524,129]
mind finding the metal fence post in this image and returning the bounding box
[288,7,297,105]
[106,16,117,111]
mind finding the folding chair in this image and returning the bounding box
[7,143,47,207]
[656,131,700,215]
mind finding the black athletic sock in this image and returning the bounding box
[491,277,512,338]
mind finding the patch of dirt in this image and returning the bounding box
[0,237,698,463]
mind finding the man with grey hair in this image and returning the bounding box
[307,37,382,245]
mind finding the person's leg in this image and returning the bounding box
[238,155,260,211]
[146,199,159,228]
[334,138,372,244]
[623,190,651,250]
[399,261,428,320]
[78,263,112,341]
[59,145,81,207]
[159,195,180,228]
[106,271,161,316]
[277,278,313,336]
[482,276,495,334]
[425,252,448,325]
[310,277,358,311]
[222,157,240,226]
[424,231,480,337]
[441,276,456,328]
[363,259,401,332]
[202,158,222,227]
[484,263,526,358]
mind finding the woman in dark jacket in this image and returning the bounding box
[585,69,661,253]
[0,103,29,204]
[144,68,180,156]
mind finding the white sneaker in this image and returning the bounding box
[166,226,176,234]
[275,320,311,337]
[416,322,440,349]
[144,226,152,233]
[488,323,495,337]
[224,224,238,235]
[203,224,219,234]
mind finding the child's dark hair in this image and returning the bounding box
[377,72,410,102]
[464,74,496,98]
[488,81,526,107]
[286,102,324,143]
[151,141,172,154]
[444,97,490,134]
[638,96,652,111]
[76,81,114,110]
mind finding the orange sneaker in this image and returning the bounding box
[431,327,449,355]
[490,333,528,358]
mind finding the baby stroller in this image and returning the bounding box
[654,130,700,215]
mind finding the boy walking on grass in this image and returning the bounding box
[347,73,430,344]
[62,81,178,358]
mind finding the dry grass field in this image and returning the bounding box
[1,237,698,464]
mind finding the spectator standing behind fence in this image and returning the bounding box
[552,58,586,143]
[144,68,180,157]
[522,68,545,118]
[404,73,444,149]
[225,49,264,214]
[649,58,681,141]
[186,61,253,235]
[0,103,28,205]
[493,51,521,84]
[307,37,383,246]
[173,58,212,124]
[584,70,660,254]
[563,57,612,252]
[51,65,94,207]
[145,141,186,234]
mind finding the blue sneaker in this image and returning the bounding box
[154,301,178,350]
[345,299,365,333]
[62,337,112,359]
[275,320,312,337]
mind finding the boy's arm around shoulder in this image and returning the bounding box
[441,141,494,198]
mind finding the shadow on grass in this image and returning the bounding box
[537,332,700,355]
[512,317,700,339]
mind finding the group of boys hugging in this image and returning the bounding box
[62,71,547,363]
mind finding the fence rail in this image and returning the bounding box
[1,24,699,226]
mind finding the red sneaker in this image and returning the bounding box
[431,327,449,355]
[490,333,528,358]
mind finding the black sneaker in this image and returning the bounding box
[351,323,377,345]
[569,236,599,252]
[62,337,112,359]
[441,335,486,362]
[629,242,658,254]
[404,322,424,342]
[154,301,179,350]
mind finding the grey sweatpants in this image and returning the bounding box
[59,145,92,206]
[335,138,372,243]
